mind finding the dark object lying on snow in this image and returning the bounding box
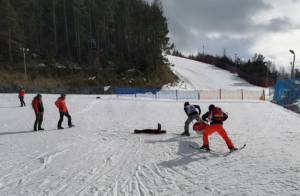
[134,123,166,134]
[96,97,101,99]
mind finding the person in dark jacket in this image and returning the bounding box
[200,104,237,151]
[33,94,44,131]
[181,102,202,136]
[19,86,26,107]
[55,94,75,129]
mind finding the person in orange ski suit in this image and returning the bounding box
[200,104,237,152]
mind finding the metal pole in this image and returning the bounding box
[267,62,269,87]
[24,52,27,83]
[235,54,237,73]
[292,54,295,79]
[267,70,269,87]
[290,50,296,79]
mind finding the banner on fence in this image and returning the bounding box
[2,84,266,101]
[199,89,220,100]
[117,87,265,101]
[199,89,265,101]
[273,78,300,105]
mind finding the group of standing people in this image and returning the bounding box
[182,102,237,152]
[18,87,75,131]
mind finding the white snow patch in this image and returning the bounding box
[166,55,266,91]
[88,76,96,80]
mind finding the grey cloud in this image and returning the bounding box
[163,0,273,34]
[264,17,293,32]
[161,0,270,58]
[146,0,299,63]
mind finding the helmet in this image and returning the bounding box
[208,104,215,111]
[184,102,189,106]
[61,94,67,97]
[37,94,42,97]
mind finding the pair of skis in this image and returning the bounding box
[173,133,246,156]
[189,144,246,156]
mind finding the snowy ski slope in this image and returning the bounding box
[165,55,264,91]
[0,56,300,196]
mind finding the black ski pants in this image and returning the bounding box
[19,96,26,107]
[34,112,43,129]
[58,111,72,128]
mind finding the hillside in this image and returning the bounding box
[0,62,178,89]
[165,55,264,91]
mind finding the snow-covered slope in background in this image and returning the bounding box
[0,57,299,196]
[164,55,264,91]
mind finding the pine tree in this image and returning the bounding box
[0,0,23,67]
[0,0,173,70]
[63,0,72,60]
[150,0,173,68]
[48,0,59,57]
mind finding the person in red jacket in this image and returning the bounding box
[19,86,26,107]
[200,104,237,152]
[33,94,44,131]
[55,94,75,129]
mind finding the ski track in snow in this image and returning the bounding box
[0,56,300,195]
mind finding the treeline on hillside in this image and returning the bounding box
[0,0,173,72]
[171,49,300,80]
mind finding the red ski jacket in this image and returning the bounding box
[19,89,25,96]
[55,97,68,113]
[33,97,44,113]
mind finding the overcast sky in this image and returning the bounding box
[147,0,300,71]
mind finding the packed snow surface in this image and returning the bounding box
[0,56,299,196]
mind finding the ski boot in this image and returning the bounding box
[227,143,238,152]
[180,131,190,136]
[229,146,238,152]
[200,145,210,151]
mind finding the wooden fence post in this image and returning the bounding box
[242,89,243,101]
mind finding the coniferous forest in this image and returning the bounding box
[0,0,176,88]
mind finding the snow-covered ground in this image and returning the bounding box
[1,57,300,196]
